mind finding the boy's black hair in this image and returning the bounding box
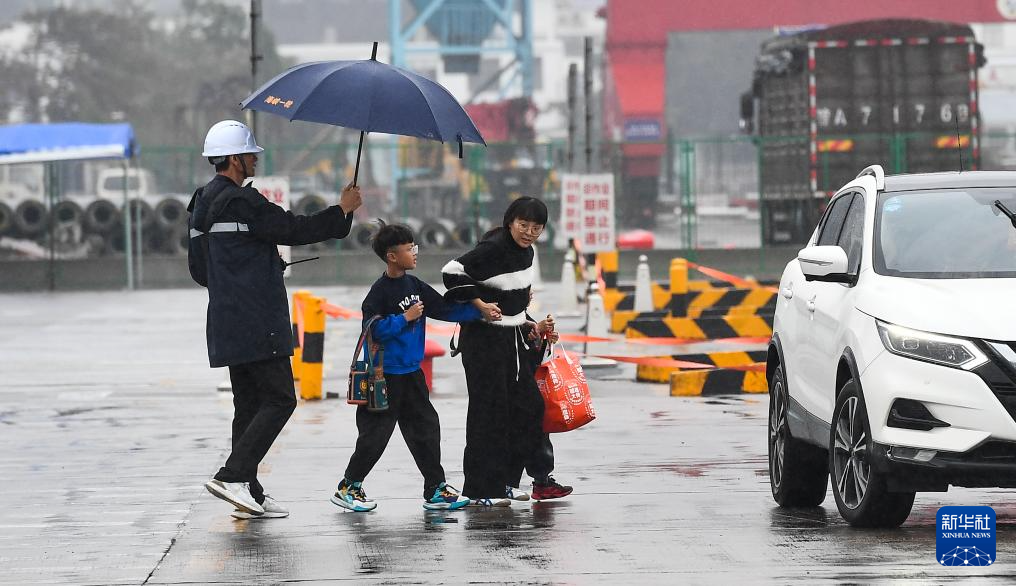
[371,219,415,261]
[502,196,548,229]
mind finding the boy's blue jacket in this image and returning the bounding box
[362,272,481,374]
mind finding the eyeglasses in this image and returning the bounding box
[388,244,419,256]
[513,221,544,236]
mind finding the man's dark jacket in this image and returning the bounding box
[188,174,352,367]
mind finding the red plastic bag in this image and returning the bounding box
[535,346,596,433]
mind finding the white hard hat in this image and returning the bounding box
[202,120,264,158]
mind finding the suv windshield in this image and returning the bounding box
[875,188,1016,278]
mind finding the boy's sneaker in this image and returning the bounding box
[205,479,264,515]
[466,496,512,507]
[423,482,470,511]
[532,476,573,501]
[231,495,289,519]
[330,479,377,512]
[506,486,530,502]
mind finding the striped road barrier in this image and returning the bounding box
[299,294,326,401]
[675,287,777,318]
[625,313,774,340]
[637,350,769,383]
[670,366,768,396]
[612,304,775,333]
[291,290,311,383]
[611,281,671,311]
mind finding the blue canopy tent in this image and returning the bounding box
[0,123,140,290]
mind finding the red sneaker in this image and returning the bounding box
[532,476,573,500]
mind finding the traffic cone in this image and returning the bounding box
[585,282,609,338]
[634,254,653,312]
[580,281,616,369]
[532,244,544,291]
[558,249,580,316]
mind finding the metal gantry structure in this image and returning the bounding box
[389,0,534,100]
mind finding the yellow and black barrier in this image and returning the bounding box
[611,282,671,311]
[625,313,774,340]
[291,289,311,383]
[299,294,326,401]
[596,250,671,313]
[608,256,774,332]
[597,252,778,333]
[670,366,768,396]
[596,250,626,312]
[666,257,777,318]
[679,288,777,318]
[611,309,666,333]
[690,305,777,319]
[637,350,769,383]
[613,304,776,332]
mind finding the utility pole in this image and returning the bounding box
[584,37,593,173]
[567,63,577,173]
[249,0,262,135]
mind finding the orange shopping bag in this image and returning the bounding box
[535,345,596,433]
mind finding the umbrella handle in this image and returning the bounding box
[353,130,365,187]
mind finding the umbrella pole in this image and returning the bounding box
[352,130,366,187]
[352,42,378,187]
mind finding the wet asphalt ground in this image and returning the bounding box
[1,282,1014,584]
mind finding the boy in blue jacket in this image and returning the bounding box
[331,222,500,512]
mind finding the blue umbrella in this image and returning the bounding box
[241,42,485,185]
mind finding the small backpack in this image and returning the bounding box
[348,316,389,411]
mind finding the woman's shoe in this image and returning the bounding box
[506,485,531,501]
[532,476,573,500]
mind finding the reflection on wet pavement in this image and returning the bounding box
[0,286,1012,583]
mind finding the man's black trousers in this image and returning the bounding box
[344,369,446,499]
[214,356,297,504]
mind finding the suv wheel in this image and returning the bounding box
[830,380,915,528]
[768,363,828,506]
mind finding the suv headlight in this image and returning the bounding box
[876,320,988,370]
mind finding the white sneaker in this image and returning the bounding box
[466,497,512,507]
[231,495,288,519]
[505,486,530,502]
[205,479,264,515]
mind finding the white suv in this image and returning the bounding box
[767,165,1016,528]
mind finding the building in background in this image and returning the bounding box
[604,0,1016,227]
[275,0,605,141]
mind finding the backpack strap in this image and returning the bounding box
[364,318,385,377]
[351,316,383,370]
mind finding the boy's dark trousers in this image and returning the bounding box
[344,369,446,499]
[214,356,298,503]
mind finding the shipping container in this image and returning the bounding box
[743,19,985,243]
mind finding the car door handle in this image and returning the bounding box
[781,286,794,300]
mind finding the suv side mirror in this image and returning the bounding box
[799,246,853,283]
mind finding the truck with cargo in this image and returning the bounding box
[742,19,985,243]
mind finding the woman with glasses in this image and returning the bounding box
[442,197,567,506]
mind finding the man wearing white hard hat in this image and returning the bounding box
[189,120,362,519]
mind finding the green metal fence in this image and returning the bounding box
[2,129,1012,280]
